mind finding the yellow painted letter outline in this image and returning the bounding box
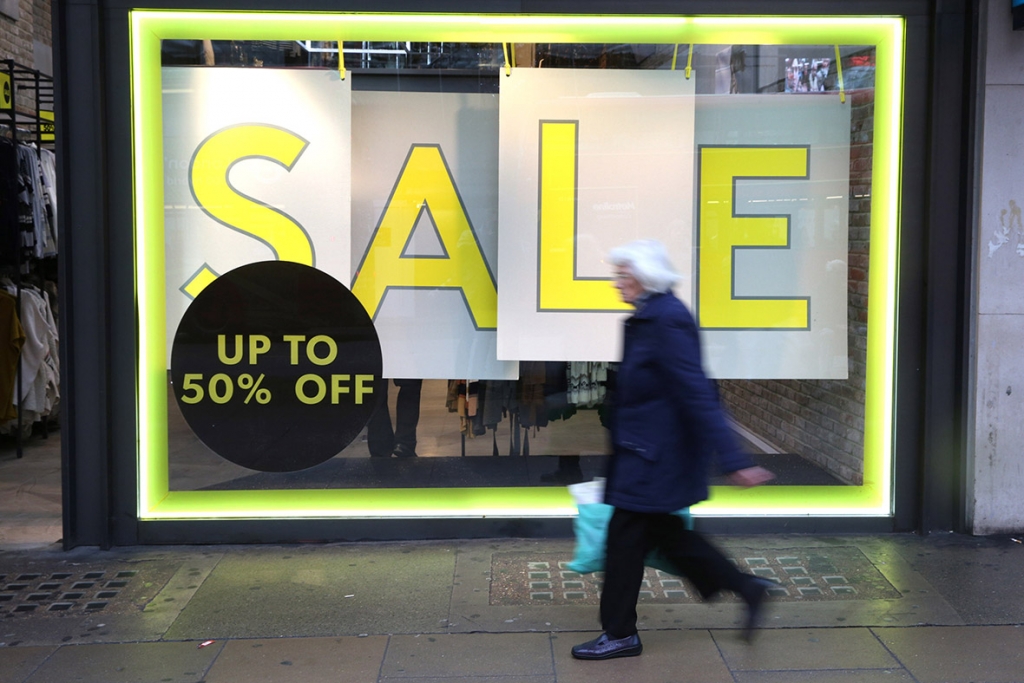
[538,121,629,312]
[184,124,314,298]
[351,145,496,329]
[698,145,810,330]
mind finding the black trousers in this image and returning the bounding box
[600,507,751,638]
[367,379,423,457]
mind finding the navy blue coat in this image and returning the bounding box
[604,291,754,513]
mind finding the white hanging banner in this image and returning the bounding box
[161,67,352,365]
[497,70,850,379]
[695,95,851,380]
[350,90,515,380]
[497,69,697,362]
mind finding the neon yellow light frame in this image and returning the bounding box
[131,11,904,521]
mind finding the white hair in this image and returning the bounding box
[608,240,681,293]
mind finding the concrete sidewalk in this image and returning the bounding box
[2,533,1024,683]
[4,435,1024,681]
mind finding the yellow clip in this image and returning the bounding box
[502,43,511,76]
[339,41,346,80]
[685,44,693,79]
[834,45,844,103]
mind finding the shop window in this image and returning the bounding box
[132,13,903,520]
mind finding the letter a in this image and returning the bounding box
[352,145,497,329]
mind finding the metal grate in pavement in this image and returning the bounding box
[490,547,902,606]
[0,569,141,615]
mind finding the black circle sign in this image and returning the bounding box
[170,261,382,472]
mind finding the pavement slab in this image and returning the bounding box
[732,672,916,683]
[0,444,63,550]
[889,534,1024,624]
[204,636,388,683]
[0,645,56,683]
[163,543,456,640]
[381,633,552,678]
[875,625,1024,683]
[713,627,899,671]
[18,640,223,683]
[551,630,734,683]
[379,678,553,683]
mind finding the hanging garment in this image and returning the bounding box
[568,361,608,408]
[481,380,517,430]
[0,139,20,266]
[0,290,25,421]
[517,361,548,429]
[4,285,59,416]
[37,149,58,257]
[446,379,480,436]
[16,145,55,258]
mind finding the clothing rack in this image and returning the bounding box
[1,61,54,145]
[1,60,56,458]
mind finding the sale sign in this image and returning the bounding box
[162,67,850,382]
[695,95,851,379]
[497,69,697,363]
[171,262,381,472]
[350,90,516,380]
[497,70,850,378]
[161,67,352,365]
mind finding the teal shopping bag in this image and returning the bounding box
[567,479,692,575]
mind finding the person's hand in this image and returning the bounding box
[727,466,775,488]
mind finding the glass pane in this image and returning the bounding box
[157,39,876,495]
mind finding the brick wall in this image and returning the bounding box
[0,0,51,113]
[718,85,875,485]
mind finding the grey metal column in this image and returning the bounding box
[917,0,979,532]
[53,0,139,547]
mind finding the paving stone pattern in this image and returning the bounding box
[490,546,902,606]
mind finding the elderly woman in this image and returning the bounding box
[572,240,775,661]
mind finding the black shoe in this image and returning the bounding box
[740,576,776,642]
[392,445,418,458]
[571,632,643,660]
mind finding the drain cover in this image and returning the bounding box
[490,547,901,606]
[0,563,174,616]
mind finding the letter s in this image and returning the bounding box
[183,124,314,297]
